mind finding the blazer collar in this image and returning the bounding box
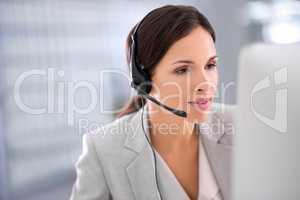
[123,104,234,200]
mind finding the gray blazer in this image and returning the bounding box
[69,103,235,200]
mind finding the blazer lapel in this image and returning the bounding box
[123,106,162,200]
[200,108,234,200]
[123,104,234,200]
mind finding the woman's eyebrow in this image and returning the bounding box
[208,55,218,61]
[172,60,194,65]
[206,55,218,64]
[172,55,218,65]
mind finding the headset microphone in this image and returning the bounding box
[131,82,187,118]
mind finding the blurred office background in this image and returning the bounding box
[0,0,299,200]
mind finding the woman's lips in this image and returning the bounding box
[188,97,212,110]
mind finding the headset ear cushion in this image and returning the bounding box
[136,68,152,94]
[130,20,153,94]
[141,78,152,94]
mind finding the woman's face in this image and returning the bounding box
[149,26,218,123]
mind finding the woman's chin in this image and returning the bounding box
[186,107,212,123]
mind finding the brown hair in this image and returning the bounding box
[117,5,216,118]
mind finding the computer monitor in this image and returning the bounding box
[232,42,300,200]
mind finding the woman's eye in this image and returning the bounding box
[206,63,217,70]
[175,66,189,75]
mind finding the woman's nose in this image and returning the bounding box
[192,72,214,94]
[194,82,211,94]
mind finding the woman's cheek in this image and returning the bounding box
[208,72,219,92]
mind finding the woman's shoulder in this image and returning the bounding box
[83,110,140,155]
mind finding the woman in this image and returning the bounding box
[70,5,235,200]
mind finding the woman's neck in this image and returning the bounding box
[146,103,199,153]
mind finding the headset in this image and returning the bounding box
[129,12,187,118]
[128,11,189,200]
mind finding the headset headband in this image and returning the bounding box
[129,11,155,95]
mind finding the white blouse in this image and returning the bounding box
[150,126,223,200]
